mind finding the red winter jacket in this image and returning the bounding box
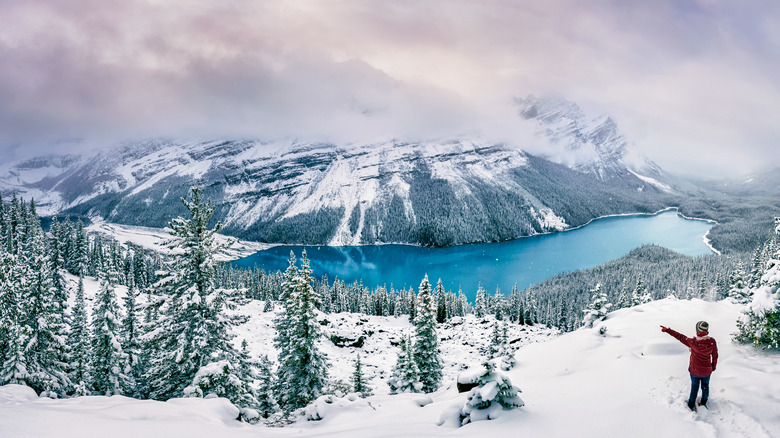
[665,328,718,376]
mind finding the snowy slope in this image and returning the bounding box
[84,220,270,262]
[1,297,777,438]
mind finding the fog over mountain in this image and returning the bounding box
[1,0,779,177]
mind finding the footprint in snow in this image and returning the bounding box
[693,399,772,438]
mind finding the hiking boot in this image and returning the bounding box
[687,401,696,411]
[698,400,707,408]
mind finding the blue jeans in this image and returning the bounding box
[689,375,710,405]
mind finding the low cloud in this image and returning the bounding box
[0,0,778,177]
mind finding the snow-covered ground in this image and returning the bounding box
[1,297,778,438]
[85,220,270,261]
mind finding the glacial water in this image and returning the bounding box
[231,209,715,300]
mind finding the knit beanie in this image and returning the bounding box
[696,321,709,333]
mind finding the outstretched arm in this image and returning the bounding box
[660,326,691,347]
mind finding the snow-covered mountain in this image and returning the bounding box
[0,98,677,246]
[516,95,663,180]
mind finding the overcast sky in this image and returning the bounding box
[1,0,778,177]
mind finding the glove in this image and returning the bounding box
[660,325,668,332]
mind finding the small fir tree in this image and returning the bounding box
[582,283,612,328]
[255,354,278,419]
[352,353,373,397]
[413,275,442,393]
[274,250,329,411]
[435,279,447,323]
[728,262,750,303]
[459,358,524,426]
[68,275,91,395]
[631,277,647,306]
[474,284,488,319]
[388,335,421,394]
[122,282,142,396]
[91,279,128,395]
[19,229,71,394]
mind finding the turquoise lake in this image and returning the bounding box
[231,209,715,299]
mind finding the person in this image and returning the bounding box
[660,321,718,411]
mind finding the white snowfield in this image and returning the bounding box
[85,220,270,262]
[1,298,778,438]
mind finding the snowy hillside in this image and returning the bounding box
[84,220,269,262]
[2,297,777,438]
[0,98,676,247]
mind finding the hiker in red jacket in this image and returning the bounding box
[660,321,718,411]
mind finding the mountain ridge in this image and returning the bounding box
[0,98,680,247]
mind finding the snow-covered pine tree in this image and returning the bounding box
[458,287,470,317]
[494,286,504,321]
[0,192,5,238]
[0,249,29,387]
[728,262,750,303]
[319,274,332,314]
[748,244,766,288]
[488,321,515,371]
[46,217,69,319]
[413,275,442,393]
[6,194,21,254]
[488,322,503,359]
[524,288,539,324]
[435,279,447,323]
[255,354,278,419]
[132,247,148,290]
[615,281,631,309]
[183,360,258,414]
[582,283,612,328]
[387,335,421,394]
[91,279,128,396]
[735,217,780,349]
[88,235,104,279]
[407,287,416,320]
[68,275,91,395]
[273,251,298,354]
[19,225,71,395]
[0,250,20,367]
[459,358,524,426]
[556,295,570,332]
[274,250,329,411]
[474,284,488,319]
[122,279,141,396]
[225,339,261,412]
[144,187,239,401]
[0,319,28,387]
[715,272,729,300]
[697,278,709,299]
[70,220,89,276]
[352,353,373,397]
[499,322,515,369]
[509,284,524,324]
[631,276,652,305]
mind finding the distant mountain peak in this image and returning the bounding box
[514,95,637,180]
